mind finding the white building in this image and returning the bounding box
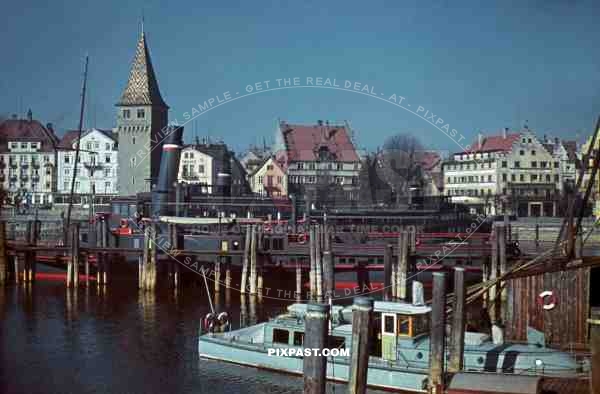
[249,157,288,197]
[0,110,59,205]
[443,126,565,217]
[177,145,214,193]
[276,120,361,206]
[57,128,118,195]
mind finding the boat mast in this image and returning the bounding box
[64,55,89,242]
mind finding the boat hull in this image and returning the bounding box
[198,335,428,393]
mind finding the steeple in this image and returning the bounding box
[117,31,168,108]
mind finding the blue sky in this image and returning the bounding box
[2,0,600,154]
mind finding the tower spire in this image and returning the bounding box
[117,28,168,108]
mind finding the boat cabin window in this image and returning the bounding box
[327,336,346,349]
[293,332,304,346]
[383,315,395,334]
[382,313,430,337]
[273,329,290,344]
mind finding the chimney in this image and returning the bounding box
[27,109,32,122]
[503,127,508,139]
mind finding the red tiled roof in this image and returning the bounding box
[280,121,359,162]
[466,133,521,153]
[0,118,59,152]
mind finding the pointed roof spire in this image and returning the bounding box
[117,29,168,108]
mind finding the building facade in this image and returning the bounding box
[57,128,118,195]
[443,127,565,216]
[276,120,361,207]
[116,30,169,196]
[249,157,288,197]
[177,145,214,193]
[0,110,58,205]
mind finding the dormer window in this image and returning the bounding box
[137,109,145,119]
[123,109,131,119]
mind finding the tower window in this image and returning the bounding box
[123,109,131,119]
[137,109,145,119]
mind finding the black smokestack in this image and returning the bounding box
[152,125,184,217]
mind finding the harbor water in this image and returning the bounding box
[0,278,393,394]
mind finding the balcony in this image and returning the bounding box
[9,162,17,168]
[21,175,28,181]
[10,176,17,182]
[20,162,29,169]
[32,162,40,169]
[0,161,5,169]
[32,175,40,183]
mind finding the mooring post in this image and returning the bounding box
[257,231,264,297]
[497,224,507,323]
[240,226,251,294]
[84,252,90,287]
[102,217,110,285]
[214,256,221,293]
[488,225,499,323]
[303,303,330,394]
[448,267,466,374]
[323,251,334,299]
[141,227,150,290]
[429,272,447,394]
[589,307,600,394]
[348,297,374,394]
[249,225,257,295]
[309,225,316,299]
[72,224,80,288]
[315,225,323,301]
[383,243,393,301]
[148,222,157,290]
[399,232,409,300]
[0,221,6,285]
[224,256,231,289]
[296,259,302,300]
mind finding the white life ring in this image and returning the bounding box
[537,290,557,311]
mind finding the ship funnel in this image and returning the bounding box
[152,125,184,218]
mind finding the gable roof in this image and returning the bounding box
[117,33,168,108]
[418,151,442,171]
[0,117,59,152]
[463,132,521,154]
[279,121,360,162]
[57,128,116,149]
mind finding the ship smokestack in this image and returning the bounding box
[152,125,184,217]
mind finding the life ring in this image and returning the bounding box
[203,313,217,332]
[217,312,230,331]
[297,233,307,244]
[537,291,557,311]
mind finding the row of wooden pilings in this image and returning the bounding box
[302,268,467,394]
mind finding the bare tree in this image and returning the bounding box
[381,134,425,206]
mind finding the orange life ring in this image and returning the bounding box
[537,290,557,311]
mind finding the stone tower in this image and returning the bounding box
[116,30,168,196]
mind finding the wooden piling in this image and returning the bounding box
[249,225,257,295]
[497,224,507,323]
[383,243,393,301]
[488,225,499,323]
[141,227,150,290]
[296,259,302,299]
[257,231,264,296]
[214,257,221,293]
[429,272,446,394]
[240,226,251,294]
[147,223,157,290]
[309,225,316,299]
[398,233,409,301]
[448,267,466,374]
[72,224,80,287]
[589,307,600,394]
[224,257,231,289]
[303,303,330,394]
[315,225,323,301]
[0,221,6,285]
[14,254,19,284]
[322,251,334,299]
[348,297,374,394]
